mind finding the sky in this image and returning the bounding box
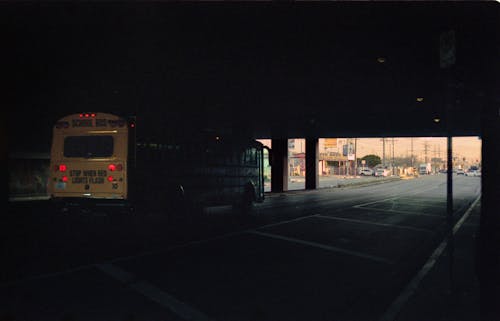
[354,137,481,162]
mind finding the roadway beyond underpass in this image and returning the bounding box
[2,175,481,321]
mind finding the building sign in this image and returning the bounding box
[324,138,338,149]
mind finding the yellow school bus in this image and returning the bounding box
[48,112,131,207]
[48,112,265,214]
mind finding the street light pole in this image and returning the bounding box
[382,138,386,167]
[392,138,395,175]
[354,138,358,175]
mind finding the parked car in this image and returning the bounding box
[465,169,481,177]
[358,168,374,176]
[456,169,465,175]
[375,168,390,177]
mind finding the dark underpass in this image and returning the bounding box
[5,2,500,321]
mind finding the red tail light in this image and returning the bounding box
[108,164,123,171]
[62,176,68,182]
[107,176,114,182]
[58,164,67,172]
[80,113,96,118]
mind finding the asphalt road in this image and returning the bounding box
[2,174,481,321]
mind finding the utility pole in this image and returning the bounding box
[382,138,386,167]
[354,138,358,175]
[410,137,414,168]
[392,138,395,175]
[423,140,430,163]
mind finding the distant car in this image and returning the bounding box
[465,169,481,177]
[375,168,390,177]
[456,169,465,175]
[358,168,374,176]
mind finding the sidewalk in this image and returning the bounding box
[389,198,481,321]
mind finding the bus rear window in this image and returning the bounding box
[64,136,114,158]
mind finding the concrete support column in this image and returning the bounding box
[479,103,500,320]
[271,138,288,193]
[305,138,319,190]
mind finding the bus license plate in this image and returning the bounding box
[55,182,67,190]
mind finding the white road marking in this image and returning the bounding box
[96,263,214,321]
[353,206,444,218]
[256,214,320,229]
[378,195,481,321]
[353,183,449,209]
[352,197,400,208]
[316,215,434,233]
[248,230,393,264]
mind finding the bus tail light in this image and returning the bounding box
[107,176,114,182]
[62,176,68,182]
[108,164,123,171]
[56,164,67,172]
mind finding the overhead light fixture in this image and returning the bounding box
[377,57,386,63]
[433,117,441,123]
[416,97,424,102]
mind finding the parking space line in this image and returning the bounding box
[353,183,449,209]
[257,214,320,229]
[353,206,444,218]
[248,230,393,264]
[354,197,400,208]
[378,195,481,321]
[316,215,434,233]
[96,263,214,321]
[354,198,445,209]
[387,202,446,209]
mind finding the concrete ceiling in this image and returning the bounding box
[8,2,500,145]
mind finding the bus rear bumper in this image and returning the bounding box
[51,197,133,214]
